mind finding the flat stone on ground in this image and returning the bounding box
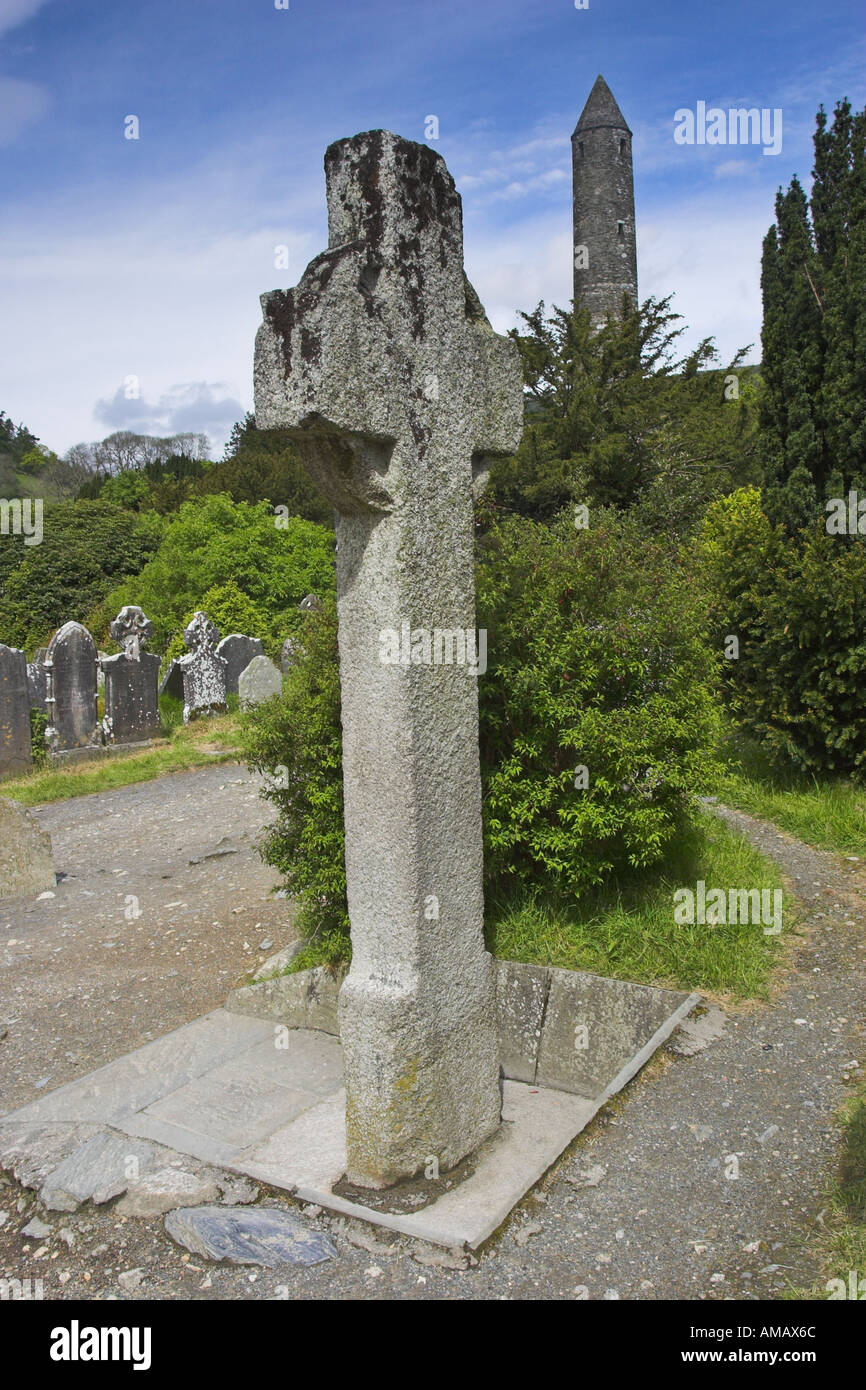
[164,1205,336,1267]
[40,1131,157,1211]
[0,798,55,901]
[116,1166,221,1217]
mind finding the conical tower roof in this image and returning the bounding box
[573,75,631,136]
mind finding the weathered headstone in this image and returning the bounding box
[281,595,323,674]
[0,797,54,899]
[101,605,161,744]
[179,612,228,722]
[299,593,323,614]
[255,130,523,1187]
[216,634,265,697]
[0,643,32,778]
[26,656,48,712]
[45,621,99,753]
[158,659,185,702]
[238,655,282,709]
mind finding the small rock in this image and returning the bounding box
[117,1168,220,1218]
[117,1268,145,1292]
[217,1177,259,1206]
[566,1163,606,1188]
[22,1216,51,1239]
[758,1125,780,1145]
[514,1220,543,1247]
[670,1006,726,1056]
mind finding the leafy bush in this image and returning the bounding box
[29,708,47,767]
[244,512,720,949]
[701,487,866,775]
[242,595,348,944]
[477,511,719,895]
[87,494,335,656]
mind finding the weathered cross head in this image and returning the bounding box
[255,129,522,522]
[183,612,220,654]
[110,605,153,662]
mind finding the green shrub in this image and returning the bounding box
[29,708,48,767]
[701,487,866,775]
[242,595,348,944]
[87,494,335,656]
[477,511,719,896]
[244,512,720,949]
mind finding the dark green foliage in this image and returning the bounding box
[87,494,335,658]
[701,487,866,776]
[199,414,333,526]
[244,514,719,948]
[476,512,719,895]
[0,411,39,470]
[0,501,163,653]
[29,708,47,767]
[242,595,349,944]
[760,100,866,526]
[488,298,758,533]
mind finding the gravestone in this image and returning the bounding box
[255,130,523,1187]
[45,622,99,753]
[0,643,32,778]
[179,612,228,722]
[238,655,282,709]
[26,656,48,712]
[216,634,265,697]
[159,660,185,702]
[101,605,161,744]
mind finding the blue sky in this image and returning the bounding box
[1,0,863,456]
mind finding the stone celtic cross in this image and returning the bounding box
[255,130,523,1188]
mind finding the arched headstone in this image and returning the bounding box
[45,622,98,752]
[216,634,265,697]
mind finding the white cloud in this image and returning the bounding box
[0,0,51,37]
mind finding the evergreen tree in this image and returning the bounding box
[759,99,865,526]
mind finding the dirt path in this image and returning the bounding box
[1,788,863,1300]
[0,764,294,1115]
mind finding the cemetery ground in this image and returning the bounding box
[0,756,864,1299]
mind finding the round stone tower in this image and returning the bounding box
[572,74,638,326]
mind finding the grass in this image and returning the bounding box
[786,1079,866,1300]
[488,809,789,998]
[717,733,866,859]
[274,810,787,999]
[1,712,242,805]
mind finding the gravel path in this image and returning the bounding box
[1,784,863,1300]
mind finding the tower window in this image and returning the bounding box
[619,138,626,155]
[578,140,584,157]
[617,220,625,239]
